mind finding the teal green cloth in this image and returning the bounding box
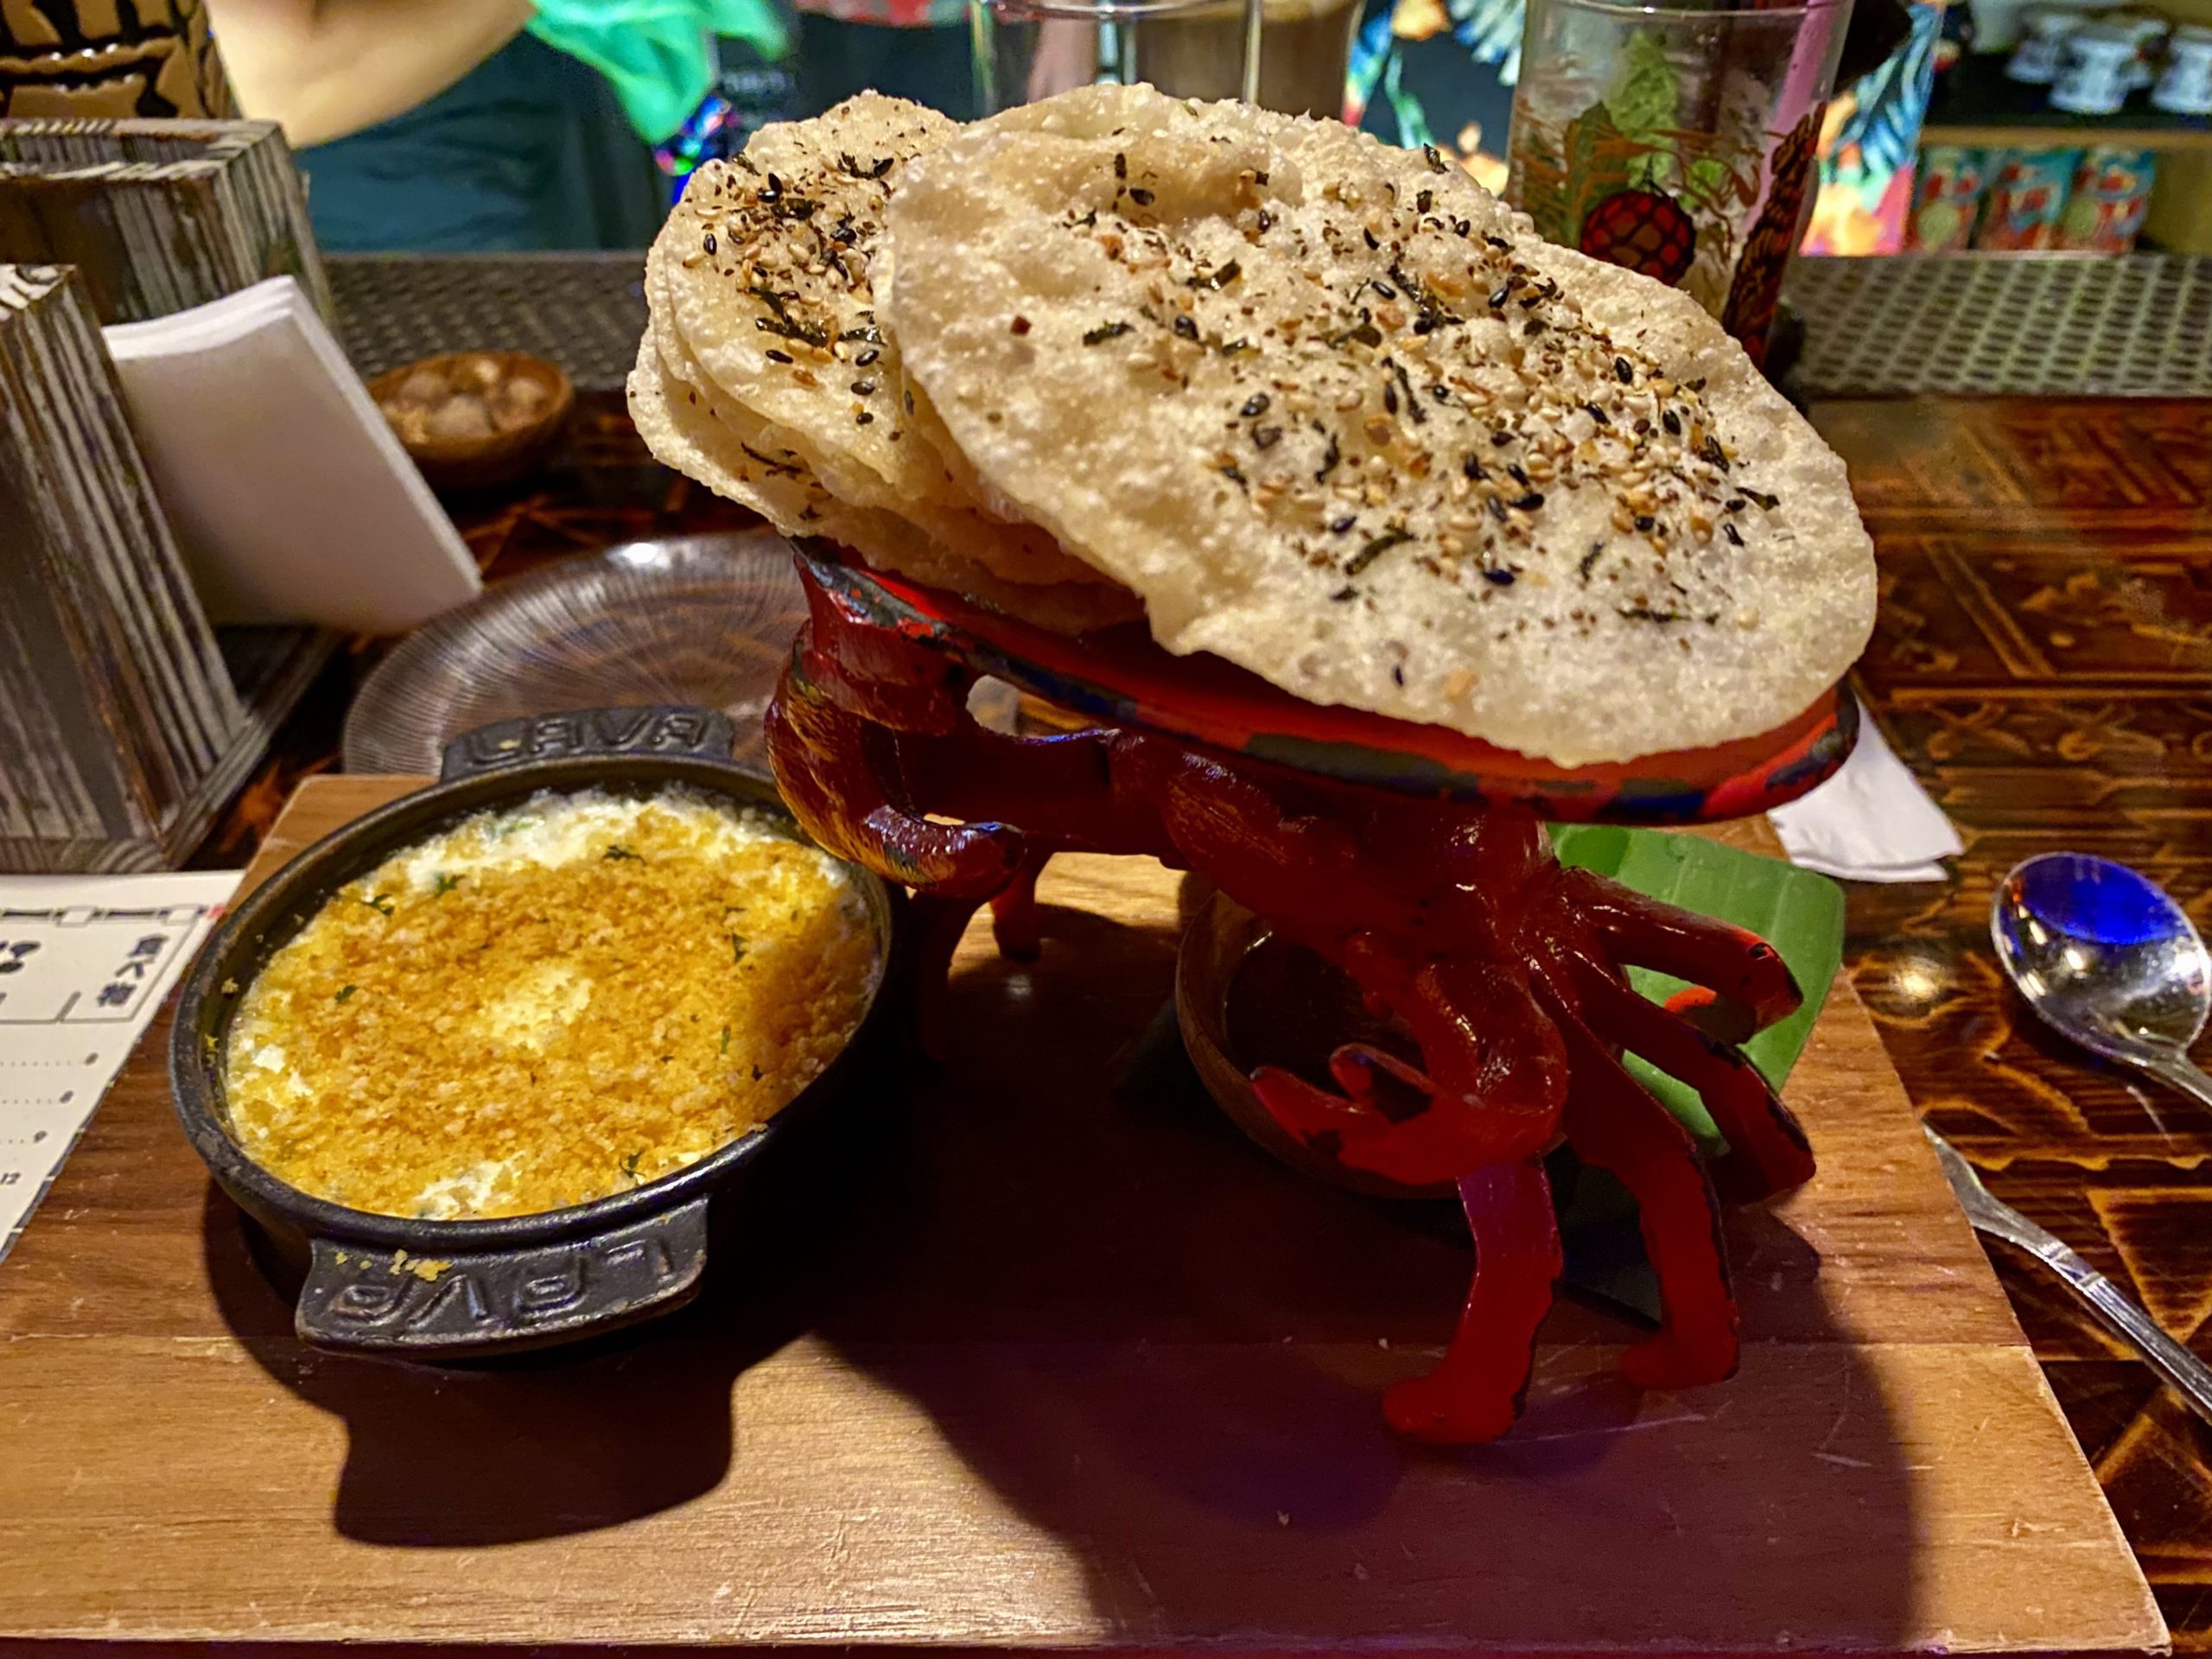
[530,0,791,143]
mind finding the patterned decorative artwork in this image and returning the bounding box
[1354,0,1909,278]
[1802,0,1942,255]
[0,0,234,119]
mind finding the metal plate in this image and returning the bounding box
[343,532,803,774]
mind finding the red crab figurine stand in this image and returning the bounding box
[766,545,1856,1445]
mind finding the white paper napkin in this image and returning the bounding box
[101,278,480,635]
[1768,715,1963,883]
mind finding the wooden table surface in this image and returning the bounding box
[0,785,2158,1653]
[165,388,2212,1647]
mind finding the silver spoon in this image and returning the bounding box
[1993,851,2212,1112]
[1967,851,2212,1423]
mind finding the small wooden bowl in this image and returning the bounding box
[367,350,575,492]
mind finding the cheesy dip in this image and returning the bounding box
[223,787,878,1220]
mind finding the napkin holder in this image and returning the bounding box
[0,118,328,325]
[0,264,329,874]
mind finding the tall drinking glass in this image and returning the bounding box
[970,0,1361,120]
[1505,0,1849,365]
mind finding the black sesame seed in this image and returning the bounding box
[1255,168,1269,184]
[1724,497,1745,512]
[1634,513,1656,532]
[856,347,880,366]
[1392,664,1406,686]
[851,380,876,395]
[1345,526,1413,575]
[1483,566,1516,586]
[1330,514,1357,533]
[1242,393,1271,418]
[1114,151,1127,179]
[1256,210,1274,232]
[1371,280,1396,299]
[1585,403,1611,426]
[1662,410,1681,435]
[1129,188,1155,206]
[1487,285,1510,309]
[1424,143,1449,173]
[1455,219,1472,236]
[1431,384,1452,403]
[1486,495,1509,522]
[1512,492,1545,511]
[1724,521,1744,545]
[1700,435,1731,470]
[1416,189,1433,213]
[1363,228,1380,251]
[1173,315,1199,340]
[1382,380,1399,415]
[855,411,874,425]
[1484,234,1510,250]
[766,349,793,364]
[1463,454,1488,480]
[1492,429,1513,446]
[1219,463,1248,487]
[1391,363,1423,426]
[1331,585,1357,601]
[1506,462,1529,486]
[1613,356,1632,384]
[702,232,717,255]
[1254,425,1283,449]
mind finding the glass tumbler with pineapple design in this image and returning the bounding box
[1505,0,1849,367]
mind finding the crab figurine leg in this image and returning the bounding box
[988,852,1052,961]
[1563,868,1805,1038]
[1541,990,1742,1391]
[1559,952,1815,1202]
[1557,870,1816,1199]
[1385,1156,1564,1444]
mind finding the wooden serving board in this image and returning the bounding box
[0,778,2163,1656]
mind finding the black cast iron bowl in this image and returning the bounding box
[169,705,908,1363]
